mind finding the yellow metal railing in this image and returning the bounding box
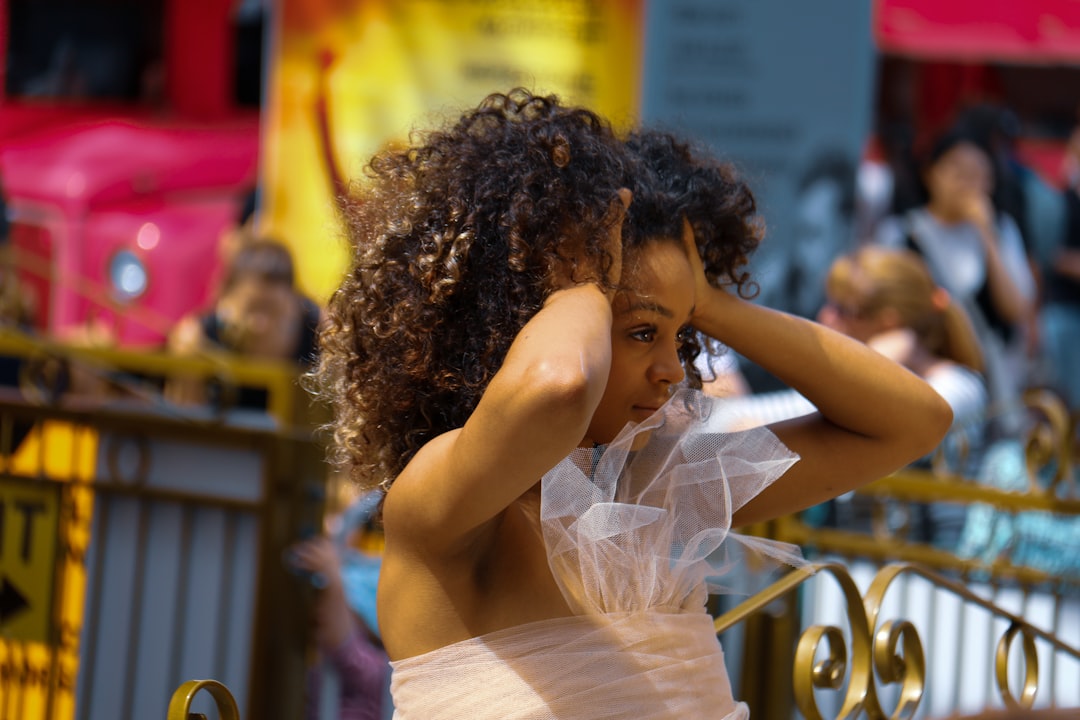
[0,328,304,426]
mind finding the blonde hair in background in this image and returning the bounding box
[826,246,985,374]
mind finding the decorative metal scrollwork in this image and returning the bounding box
[167,679,240,720]
[1022,389,1073,492]
[995,622,1038,711]
[719,561,1080,719]
[871,619,924,720]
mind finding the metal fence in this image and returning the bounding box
[0,330,328,720]
[725,390,1080,719]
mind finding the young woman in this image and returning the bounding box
[874,129,1035,426]
[316,92,951,719]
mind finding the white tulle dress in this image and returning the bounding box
[389,389,807,719]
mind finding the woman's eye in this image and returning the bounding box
[675,326,694,346]
[630,327,656,343]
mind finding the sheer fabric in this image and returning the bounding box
[390,389,806,719]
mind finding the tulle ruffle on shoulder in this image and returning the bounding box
[541,387,809,616]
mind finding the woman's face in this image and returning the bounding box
[218,276,297,353]
[583,239,694,445]
[925,142,993,215]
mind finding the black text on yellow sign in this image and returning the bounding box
[0,479,60,643]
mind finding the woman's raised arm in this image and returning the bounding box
[383,193,630,552]
[681,222,953,524]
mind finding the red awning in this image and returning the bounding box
[876,0,1080,63]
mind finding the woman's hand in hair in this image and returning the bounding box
[551,188,630,301]
[679,216,732,332]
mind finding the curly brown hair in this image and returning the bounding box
[622,130,763,386]
[315,89,634,490]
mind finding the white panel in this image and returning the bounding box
[926,585,962,716]
[146,441,265,502]
[177,506,227,683]
[221,511,259,716]
[80,496,140,720]
[129,502,185,720]
[95,432,265,502]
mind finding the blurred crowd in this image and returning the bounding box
[701,102,1080,575]
[866,103,1079,418]
[713,103,1080,425]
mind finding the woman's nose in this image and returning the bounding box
[650,345,686,386]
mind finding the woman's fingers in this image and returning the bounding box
[605,188,632,289]
[680,217,710,307]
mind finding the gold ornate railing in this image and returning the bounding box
[164,558,1079,720]
[714,562,1080,720]
[726,388,1080,719]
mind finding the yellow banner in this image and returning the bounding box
[262,0,643,301]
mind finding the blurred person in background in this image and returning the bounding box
[1038,121,1080,411]
[820,247,987,432]
[779,150,859,321]
[874,128,1035,433]
[166,238,321,411]
[955,105,1030,239]
[287,490,391,720]
[953,103,1068,262]
[821,246,988,544]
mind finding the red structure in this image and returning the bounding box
[874,0,1080,186]
[876,0,1080,64]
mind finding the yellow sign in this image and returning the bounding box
[263,0,643,302]
[0,478,60,643]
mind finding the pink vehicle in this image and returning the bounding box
[2,114,258,347]
[0,0,262,347]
